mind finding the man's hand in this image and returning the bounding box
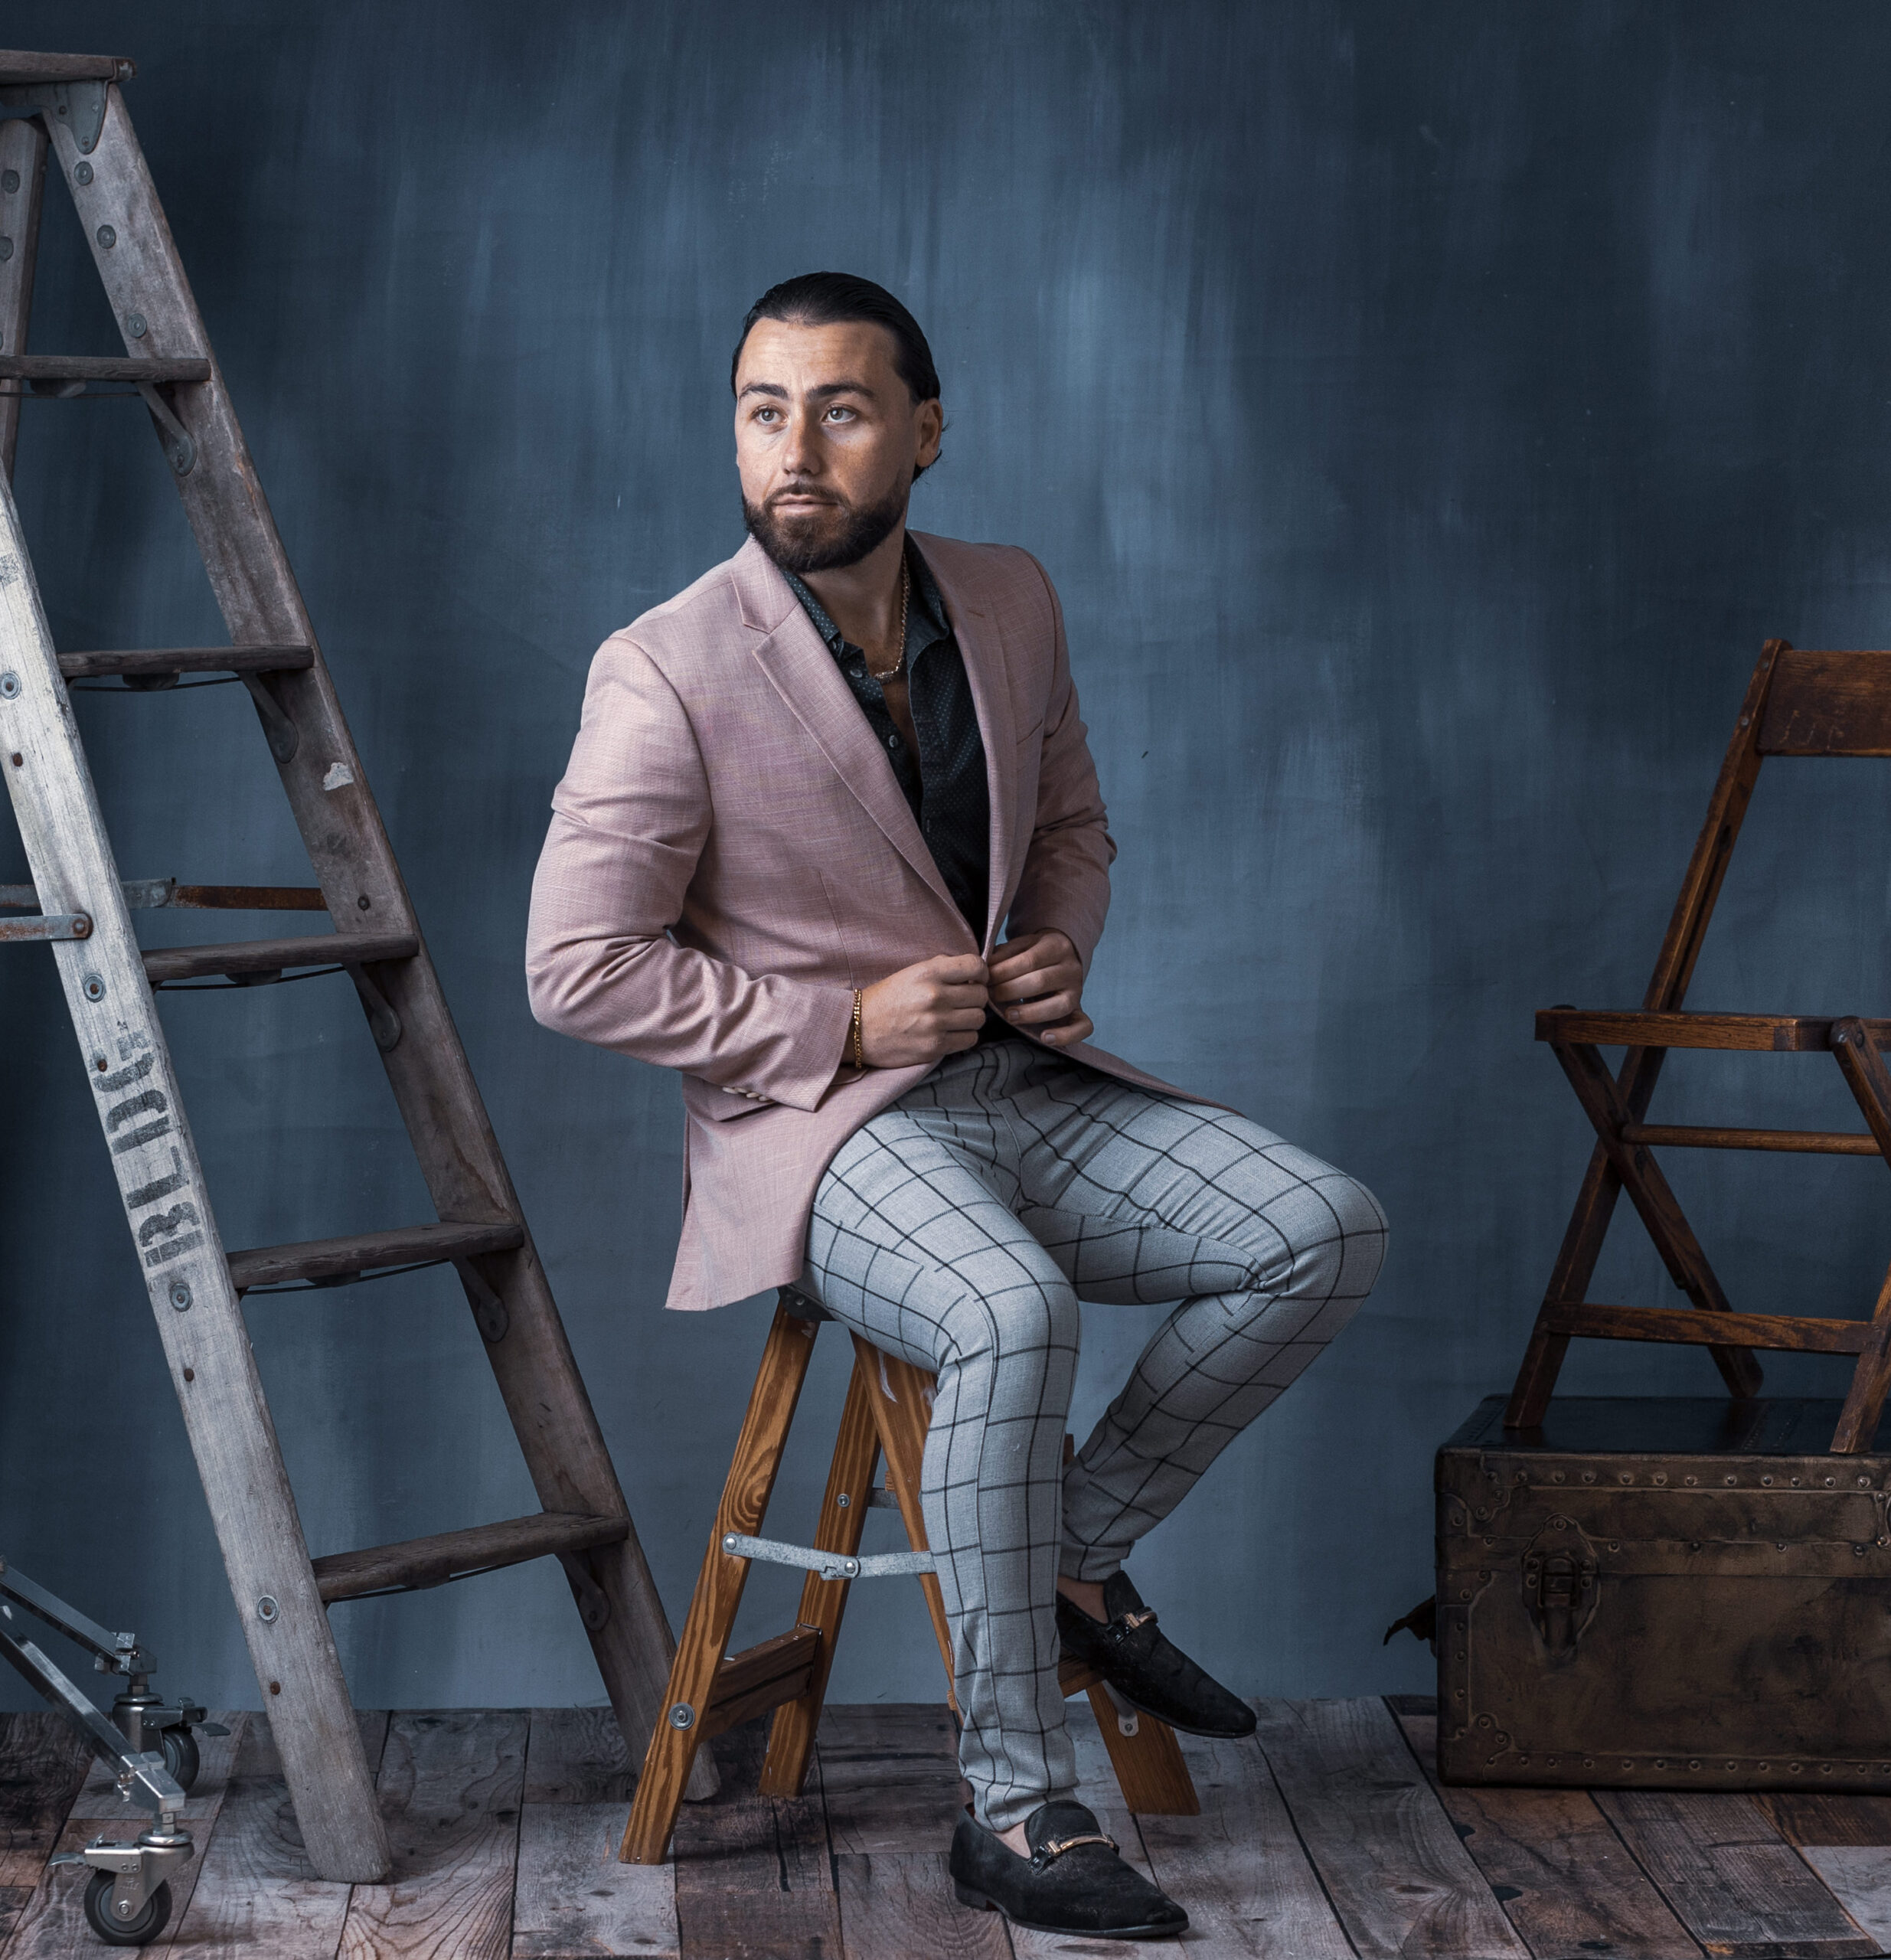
[855,953,990,1068]
[988,929,1092,1047]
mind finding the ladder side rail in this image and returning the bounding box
[56,87,625,1510]
[0,469,390,1881]
[0,113,47,478]
[49,87,698,1798]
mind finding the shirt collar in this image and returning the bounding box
[782,537,951,668]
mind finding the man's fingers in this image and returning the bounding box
[926,954,989,984]
[988,941,1056,983]
[990,963,1077,1004]
[1039,1011,1094,1047]
[1002,991,1078,1026]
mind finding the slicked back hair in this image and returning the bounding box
[732,272,942,405]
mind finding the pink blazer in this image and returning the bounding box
[526,531,1196,1310]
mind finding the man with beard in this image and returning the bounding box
[527,273,1386,1939]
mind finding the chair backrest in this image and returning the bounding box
[1759,649,1891,756]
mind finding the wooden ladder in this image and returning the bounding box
[0,49,708,1881]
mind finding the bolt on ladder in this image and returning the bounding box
[0,47,711,1882]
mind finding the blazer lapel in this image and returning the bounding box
[919,536,1017,953]
[732,538,962,921]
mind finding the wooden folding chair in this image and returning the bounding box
[621,1290,1200,1863]
[1506,639,1891,1454]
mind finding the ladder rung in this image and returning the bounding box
[702,1628,823,1738]
[0,354,211,387]
[0,53,134,86]
[168,886,328,912]
[227,1219,523,1293]
[142,931,415,985]
[59,645,313,681]
[0,880,327,914]
[312,1511,628,1603]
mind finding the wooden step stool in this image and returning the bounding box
[622,1290,1200,1861]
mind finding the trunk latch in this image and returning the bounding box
[1523,1536,1598,1658]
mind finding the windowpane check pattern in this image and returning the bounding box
[802,1037,1386,1828]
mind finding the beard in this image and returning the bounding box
[743,481,908,574]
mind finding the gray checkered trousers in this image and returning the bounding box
[800,1037,1386,1831]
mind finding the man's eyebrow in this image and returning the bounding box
[736,378,879,403]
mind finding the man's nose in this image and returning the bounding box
[779,407,821,476]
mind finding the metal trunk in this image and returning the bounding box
[1437,1397,1891,1789]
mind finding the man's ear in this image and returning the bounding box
[915,397,946,472]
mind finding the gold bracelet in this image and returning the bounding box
[851,988,865,1070]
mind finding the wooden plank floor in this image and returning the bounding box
[8,1697,1891,1956]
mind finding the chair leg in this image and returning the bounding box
[854,1336,959,1705]
[1833,1308,1891,1453]
[759,1353,882,1796]
[1827,1021,1891,1453]
[620,1302,821,1864]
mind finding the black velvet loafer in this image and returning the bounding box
[1057,1571,1259,1739]
[949,1798,1187,1939]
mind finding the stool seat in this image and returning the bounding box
[619,1290,1199,1864]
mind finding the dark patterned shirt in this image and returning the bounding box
[782,539,991,938]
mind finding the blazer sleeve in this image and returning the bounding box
[1003,554,1117,971]
[525,633,854,1109]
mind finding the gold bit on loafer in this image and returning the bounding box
[1036,1833,1118,1860]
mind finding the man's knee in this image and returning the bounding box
[939,1269,1081,1376]
[1235,1159,1387,1308]
[1319,1168,1387,1296]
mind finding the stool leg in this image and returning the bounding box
[853,1337,958,1707]
[1057,1433,1195,1812]
[1085,1685,1200,1816]
[759,1353,882,1796]
[620,1302,821,1864]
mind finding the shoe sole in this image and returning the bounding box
[953,1880,1187,1939]
[1106,1681,1258,1741]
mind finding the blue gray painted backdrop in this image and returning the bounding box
[4,0,1887,1715]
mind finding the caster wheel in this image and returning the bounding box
[82,1870,171,1946]
[158,1726,200,1794]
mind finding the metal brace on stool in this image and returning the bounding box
[721,1527,936,1583]
[736,1286,941,1581]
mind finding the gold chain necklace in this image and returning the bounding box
[866,561,910,684]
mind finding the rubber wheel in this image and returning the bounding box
[159,1726,200,1793]
[82,1870,171,1946]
